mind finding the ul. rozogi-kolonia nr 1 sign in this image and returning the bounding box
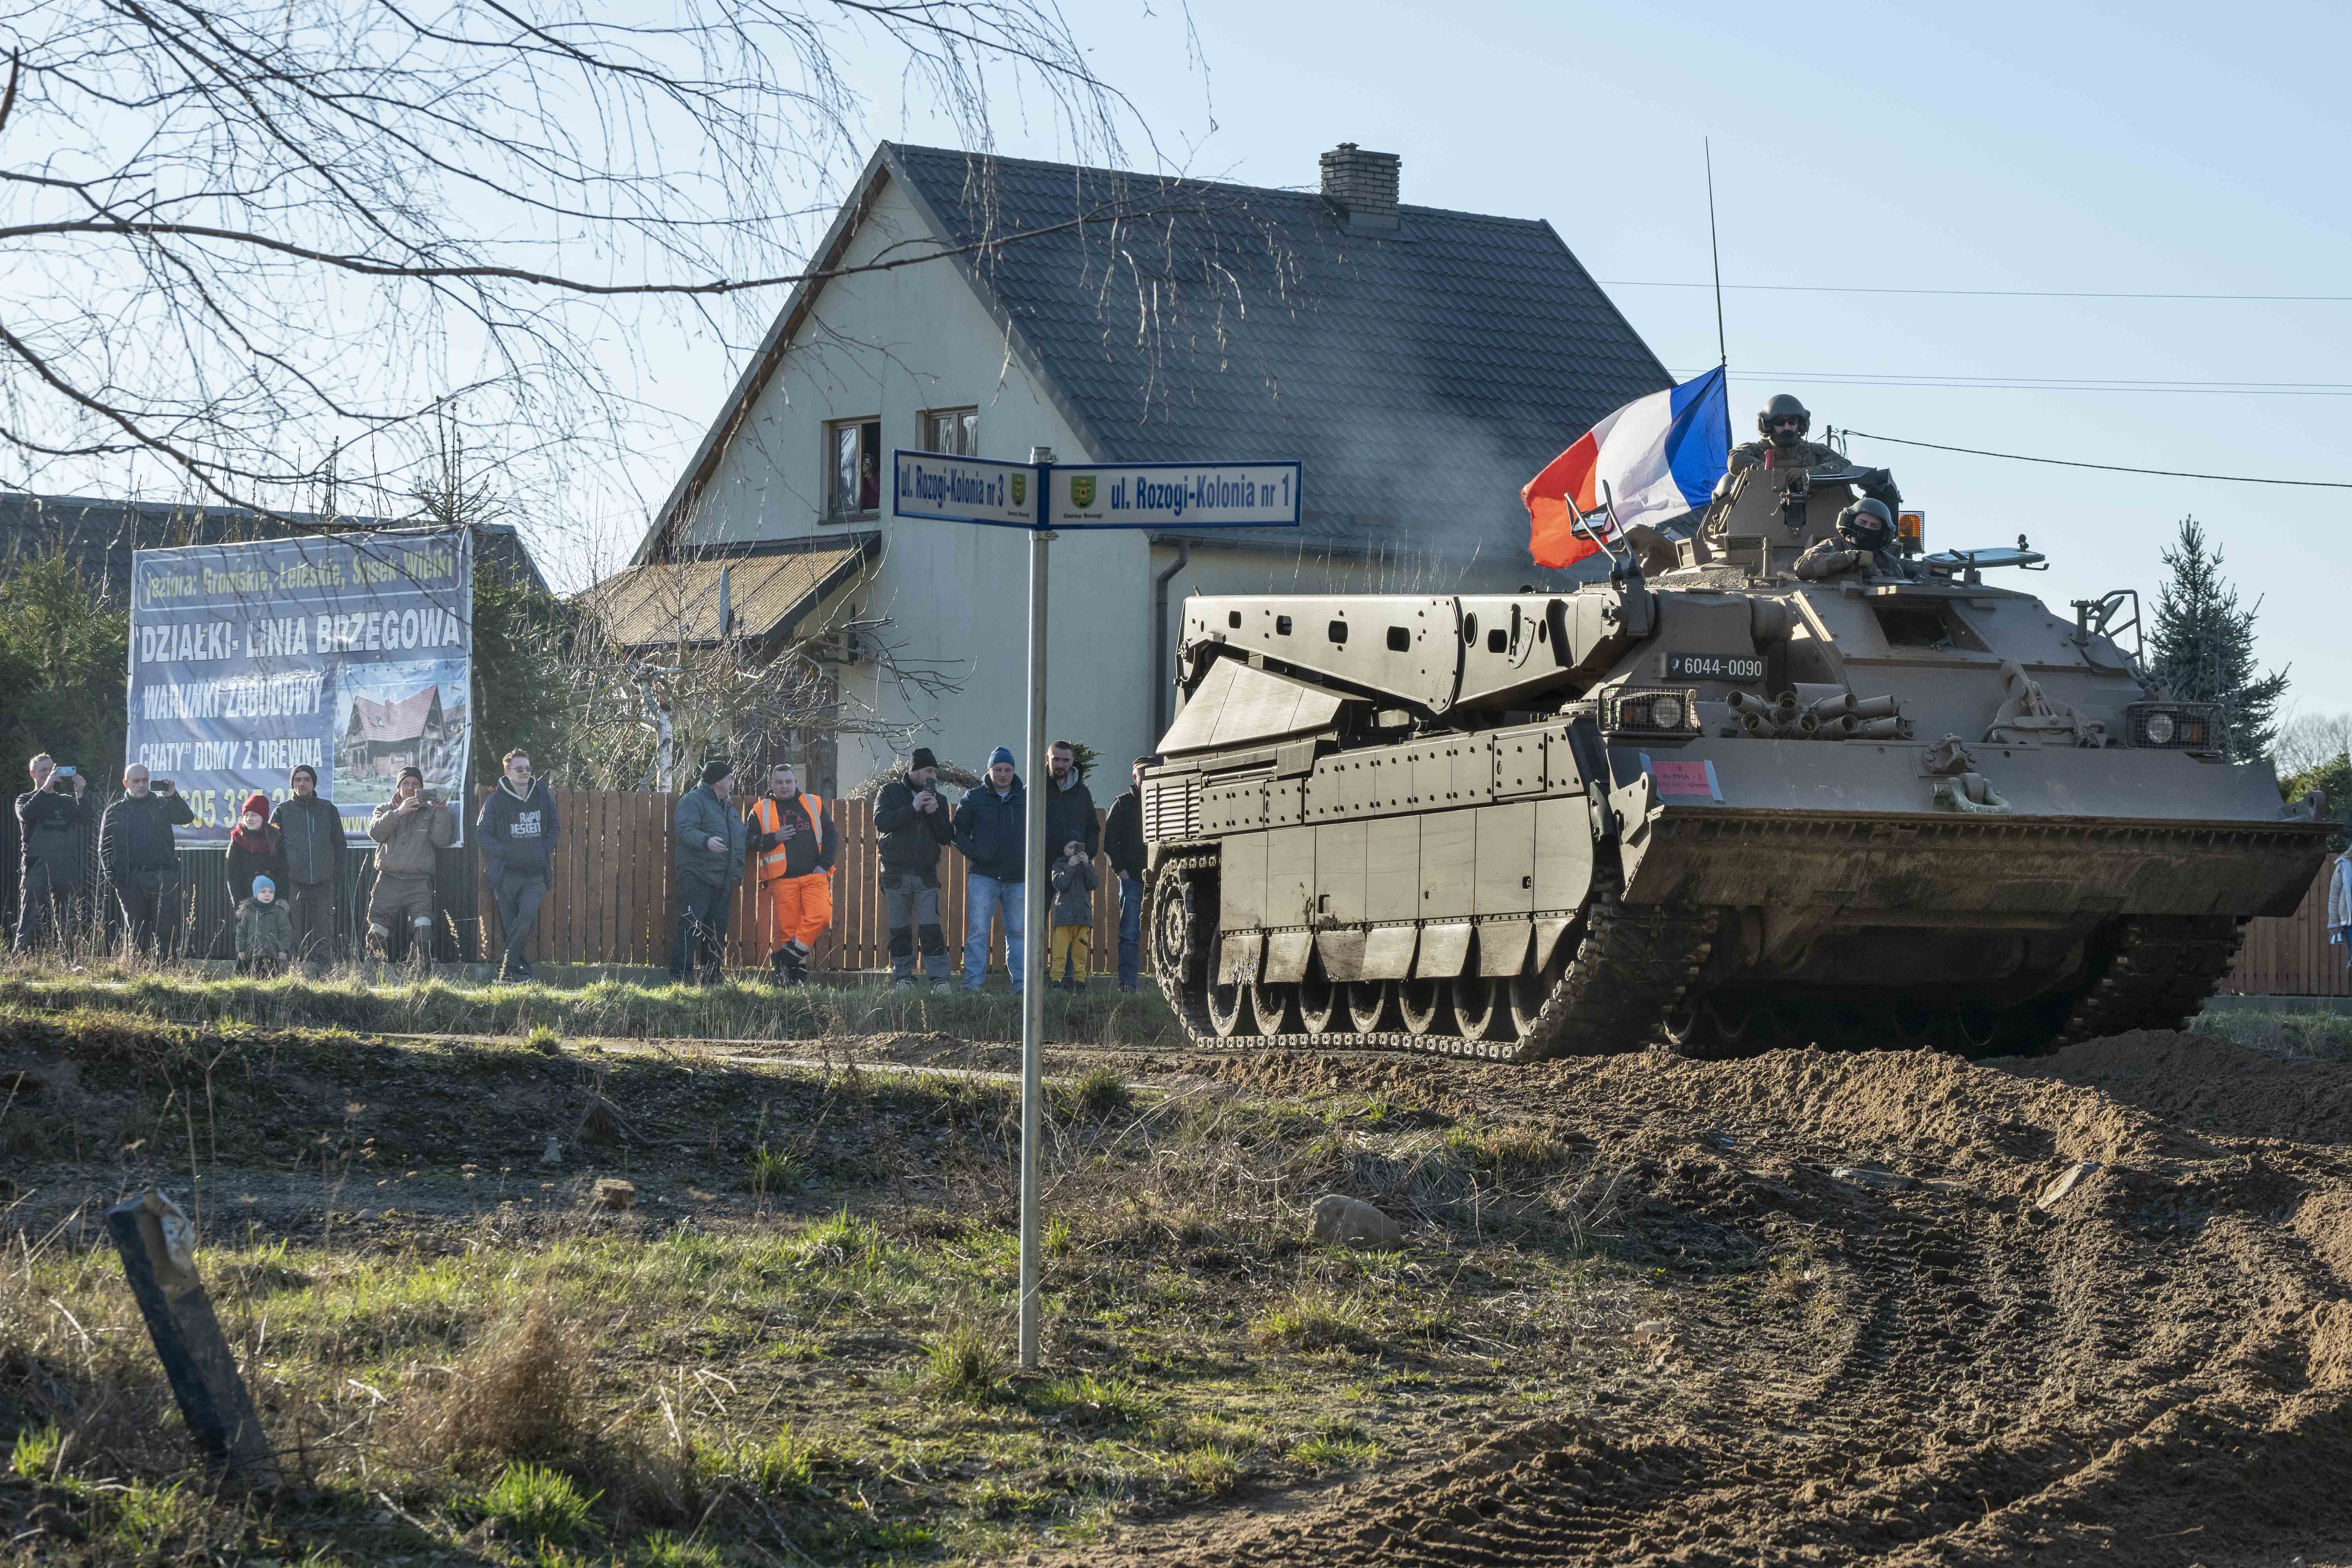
[126,528,474,845]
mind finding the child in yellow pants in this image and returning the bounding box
[1047,840,1097,991]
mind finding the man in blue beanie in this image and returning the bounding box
[952,745,1026,993]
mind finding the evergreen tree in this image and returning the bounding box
[470,561,584,786]
[2145,517,2288,763]
[0,551,131,784]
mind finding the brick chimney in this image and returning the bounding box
[1319,143,1400,230]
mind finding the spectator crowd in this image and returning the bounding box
[12,738,1156,993]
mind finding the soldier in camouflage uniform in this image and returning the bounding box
[1726,393,1903,512]
[1795,498,1910,581]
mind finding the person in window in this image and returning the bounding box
[857,448,881,513]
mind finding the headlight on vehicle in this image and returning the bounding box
[1606,687,1700,735]
[2127,702,2221,750]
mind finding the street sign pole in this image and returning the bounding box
[1018,447,1053,1371]
[890,444,1299,1374]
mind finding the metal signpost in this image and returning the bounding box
[893,446,1300,1368]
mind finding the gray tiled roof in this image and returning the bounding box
[0,493,550,599]
[886,143,1673,561]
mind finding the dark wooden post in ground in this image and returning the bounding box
[104,1190,279,1488]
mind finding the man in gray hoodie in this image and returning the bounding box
[670,758,746,982]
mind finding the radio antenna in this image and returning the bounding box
[1705,138,1728,367]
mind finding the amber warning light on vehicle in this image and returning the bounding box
[1897,509,1926,555]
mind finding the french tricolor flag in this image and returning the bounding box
[1522,366,1730,568]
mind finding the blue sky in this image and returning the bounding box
[625,0,2350,708]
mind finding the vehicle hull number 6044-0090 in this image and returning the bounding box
[1664,653,1765,681]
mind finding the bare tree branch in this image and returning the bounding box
[0,0,1185,552]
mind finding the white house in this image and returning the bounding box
[603,141,1675,792]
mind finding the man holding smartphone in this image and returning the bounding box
[14,753,91,952]
[366,764,454,965]
[100,763,194,958]
[874,747,955,987]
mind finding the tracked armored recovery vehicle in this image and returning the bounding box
[1140,465,2331,1058]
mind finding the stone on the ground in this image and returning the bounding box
[2037,1160,2099,1211]
[1831,1165,1915,1192]
[539,1134,562,1166]
[593,1178,636,1211]
[1309,1193,1405,1249]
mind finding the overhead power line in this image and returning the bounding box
[1837,428,2352,490]
[1677,368,2352,396]
[1608,279,2352,303]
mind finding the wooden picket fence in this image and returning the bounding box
[480,789,2344,994]
[2224,854,2348,997]
[473,789,1138,978]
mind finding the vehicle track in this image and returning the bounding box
[1060,1030,2352,1566]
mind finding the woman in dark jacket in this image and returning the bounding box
[225,790,287,912]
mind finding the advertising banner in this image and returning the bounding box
[125,528,474,845]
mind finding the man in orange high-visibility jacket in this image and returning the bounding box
[747,762,837,984]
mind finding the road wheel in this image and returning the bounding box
[1345,979,1397,1033]
[1453,973,1512,1043]
[1399,976,1454,1036]
[1254,982,1303,1036]
[1297,958,1345,1035]
[1207,976,1249,1038]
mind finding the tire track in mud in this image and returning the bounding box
[1063,1032,2352,1566]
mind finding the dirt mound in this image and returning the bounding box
[2004,1027,2352,1144]
[1089,1033,2352,1566]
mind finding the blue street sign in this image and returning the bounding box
[891,452,1040,528]
[1047,461,1302,530]
[891,451,1301,532]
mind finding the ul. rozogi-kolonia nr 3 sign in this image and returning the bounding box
[126,528,473,845]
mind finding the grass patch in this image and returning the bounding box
[0,996,1652,1565]
[2192,1007,2352,1061]
[747,1142,798,1198]
[1173,1443,1248,1497]
[0,952,1181,1047]
[1251,1286,1375,1354]
[1289,1419,1377,1472]
[920,1319,1012,1403]
[737,1426,822,1497]
[789,1208,883,1270]
[477,1461,599,1547]
[1062,1064,1134,1120]
[1032,1371,1162,1428]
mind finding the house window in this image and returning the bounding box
[922,408,979,456]
[828,417,882,519]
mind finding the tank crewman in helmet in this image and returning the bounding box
[1726,394,1903,512]
[1795,498,1909,581]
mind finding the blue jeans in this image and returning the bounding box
[670,874,732,978]
[1118,875,1145,990]
[963,873,1025,993]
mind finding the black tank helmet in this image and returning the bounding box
[1835,497,1895,553]
[1759,392,1811,440]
